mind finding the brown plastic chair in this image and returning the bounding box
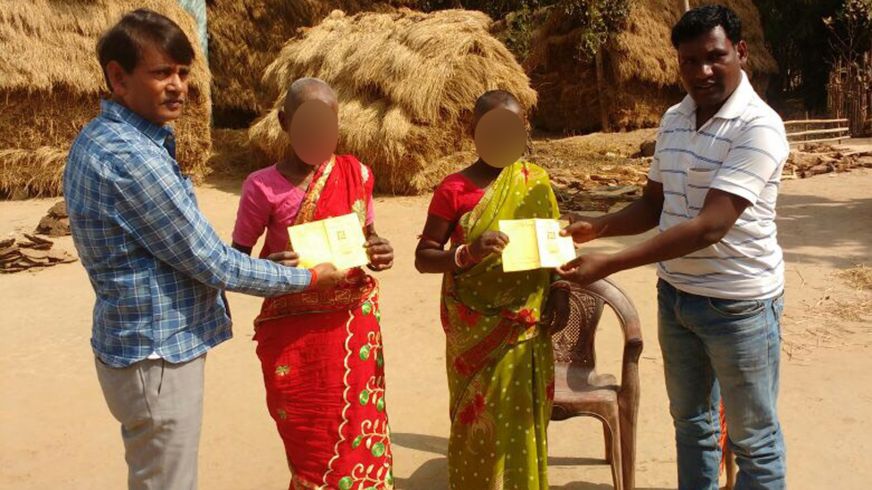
[543,278,643,490]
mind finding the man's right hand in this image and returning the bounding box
[310,262,345,290]
[561,214,602,244]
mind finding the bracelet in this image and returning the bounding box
[307,268,318,289]
[454,244,480,269]
[453,245,465,269]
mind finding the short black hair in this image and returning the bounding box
[474,90,523,119]
[97,9,195,92]
[671,4,742,49]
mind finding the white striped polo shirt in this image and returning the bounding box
[648,71,789,300]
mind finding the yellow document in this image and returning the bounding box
[499,219,576,272]
[288,213,369,270]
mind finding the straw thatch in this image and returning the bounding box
[525,0,779,133]
[207,128,268,178]
[249,9,537,194]
[207,0,417,127]
[0,147,67,200]
[0,0,211,199]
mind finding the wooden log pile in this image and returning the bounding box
[551,166,645,213]
[785,144,872,179]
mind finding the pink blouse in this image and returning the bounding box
[232,164,374,258]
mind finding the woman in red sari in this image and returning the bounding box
[232,79,395,490]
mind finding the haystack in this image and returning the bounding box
[249,9,537,194]
[207,0,416,127]
[525,0,778,133]
[0,0,211,199]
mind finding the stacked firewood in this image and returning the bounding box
[785,145,872,179]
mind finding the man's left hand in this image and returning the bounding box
[555,253,615,287]
[365,235,394,271]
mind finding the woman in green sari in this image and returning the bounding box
[415,90,559,489]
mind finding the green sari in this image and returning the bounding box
[440,162,557,489]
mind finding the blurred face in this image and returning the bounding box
[289,100,339,166]
[473,106,527,169]
[677,26,747,112]
[278,92,339,166]
[107,42,190,125]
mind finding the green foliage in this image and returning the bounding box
[824,0,872,62]
[557,0,630,61]
[500,3,540,61]
[753,0,865,112]
[419,0,629,63]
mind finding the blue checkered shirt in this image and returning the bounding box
[65,100,312,367]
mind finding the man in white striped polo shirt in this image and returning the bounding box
[557,5,787,489]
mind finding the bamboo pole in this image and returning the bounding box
[788,135,850,146]
[784,118,849,126]
[786,127,850,138]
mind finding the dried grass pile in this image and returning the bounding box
[525,0,778,133]
[837,265,872,291]
[207,0,416,127]
[249,9,537,194]
[0,0,211,199]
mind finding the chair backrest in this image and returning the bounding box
[549,283,606,368]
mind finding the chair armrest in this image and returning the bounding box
[579,278,643,350]
[576,279,644,392]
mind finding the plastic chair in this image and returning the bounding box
[544,278,644,490]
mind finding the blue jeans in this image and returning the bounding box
[657,279,786,490]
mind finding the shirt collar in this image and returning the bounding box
[674,70,753,121]
[100,99,174,148]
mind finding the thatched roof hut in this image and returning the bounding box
[525,0,778,133]
[0,0,211,199]
[207,0,415,127]
[249,9,537,195]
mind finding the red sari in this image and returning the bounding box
[254,156,393,490]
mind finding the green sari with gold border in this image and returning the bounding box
[440,162,557,489]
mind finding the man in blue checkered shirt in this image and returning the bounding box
[64,10,343,490]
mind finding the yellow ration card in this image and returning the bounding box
[288,213,369,270]
[499,219,576,272]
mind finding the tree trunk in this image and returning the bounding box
[595,49,610,132]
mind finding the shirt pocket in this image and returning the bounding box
[685,167,717,216]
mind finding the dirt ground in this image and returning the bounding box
[1,167,870,489]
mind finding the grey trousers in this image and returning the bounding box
[95,355,206,490]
